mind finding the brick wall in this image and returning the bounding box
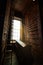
[23,1,43,61]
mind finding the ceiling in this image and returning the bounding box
[11,0,34,14]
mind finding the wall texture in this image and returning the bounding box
[1,0,11,63]
[23,1,43,62]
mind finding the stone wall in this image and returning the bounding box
[1,0,11,63]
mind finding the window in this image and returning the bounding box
[10,17,26,47]
[10,17,22,41]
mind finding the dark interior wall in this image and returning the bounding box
[2,0,11,51]
[23,1,42,61]
[0,0,11,64]
[0,0,7,45]
[0,0,7,63]
[38,0,43,39]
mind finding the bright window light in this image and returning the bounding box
[11,19,21,41]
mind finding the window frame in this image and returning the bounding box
[10,16,22,43]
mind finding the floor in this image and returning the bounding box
[3,43,33,65]
[2,43,43,65]
[3,43,19,65]
[3,50,19,65]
